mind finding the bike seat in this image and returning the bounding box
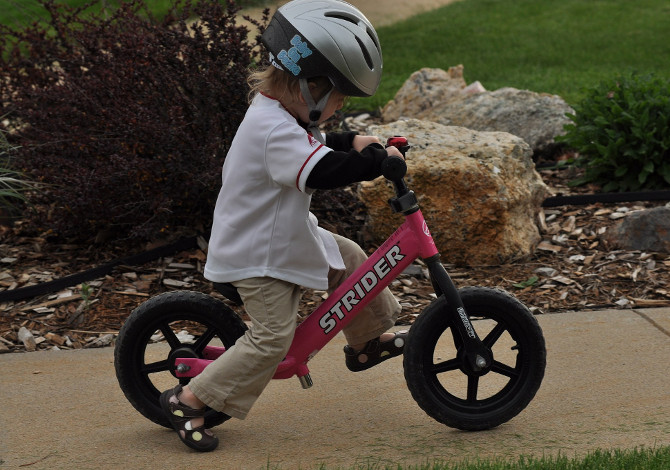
[213,282,243,306]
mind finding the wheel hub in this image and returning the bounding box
[458,347,493,377]
[167,346,198,378]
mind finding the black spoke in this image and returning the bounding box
[432,357,460,374]
[467,375,479,403]
[483,323,506,348]
[491,360,519,378]
[141,359,170,375]
[192,327,217,354]
[159,323,181,349]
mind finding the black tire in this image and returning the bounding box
[114,291,247,428]
[403,286,546,431]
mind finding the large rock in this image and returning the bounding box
[423,88,574,156]
[382,66,573,156]
[361,119,549,266]
[381,66,470,122]
[604,206,670,253]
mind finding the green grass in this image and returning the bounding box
[358,0,670,110]
[0,0,265,26]
[266,447,670,470]
[0,0,165,25]
[5,0,669,109]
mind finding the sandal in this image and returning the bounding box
[343,330,408,372]
[160,384,220,452]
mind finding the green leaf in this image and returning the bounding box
[513,276,539,289]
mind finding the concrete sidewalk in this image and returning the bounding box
[1,307,669,469]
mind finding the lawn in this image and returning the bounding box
[365,0,670,110]
[3,0,668,109]
[0,0,263,26]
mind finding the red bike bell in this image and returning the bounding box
[386,136,408,149]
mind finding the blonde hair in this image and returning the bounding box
[247,65,341,104]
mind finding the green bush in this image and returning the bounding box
[0,128,37,216]
[558,73,670,192]
[0,0,266,241]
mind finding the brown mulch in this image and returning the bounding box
[1,161,669,353]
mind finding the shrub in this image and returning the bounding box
[0,0,267,241]
[558,73,670,192]
[0,128,38,216]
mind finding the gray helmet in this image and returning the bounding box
[262,0,383,97]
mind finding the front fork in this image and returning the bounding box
[382,138,491,374]
[425,255,492,372]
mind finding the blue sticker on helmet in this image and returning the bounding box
[277,35,313,76]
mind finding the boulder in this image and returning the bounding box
[381,66,470,122]
[361,119,549,266]
[381,66,574,156]
[604,206,670,253]
[422,88,574,156]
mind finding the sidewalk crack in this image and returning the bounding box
[633,310,670,338]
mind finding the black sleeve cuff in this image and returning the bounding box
[325,131,358,151]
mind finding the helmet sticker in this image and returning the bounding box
[276,35,313,76]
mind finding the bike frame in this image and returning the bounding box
[175,149,491,387]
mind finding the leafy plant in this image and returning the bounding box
[558,73,670,192]
[0,0,267,241]
[512,276,539,289]
[0,127,38,215]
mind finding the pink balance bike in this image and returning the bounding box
[114,137,546,432]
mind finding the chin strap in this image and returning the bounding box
[299,78,334,145]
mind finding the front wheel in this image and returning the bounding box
[114,291,247,428]
[403,287,546,431]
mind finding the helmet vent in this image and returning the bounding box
[324,12,358,24]
[356,37,374,69]
[366,26,380,51]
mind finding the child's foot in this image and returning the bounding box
[343,330,408,372]
[160,384,220,452]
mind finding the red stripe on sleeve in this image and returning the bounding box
[296,144,324,191]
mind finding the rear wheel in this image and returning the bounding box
[114,291,247,428]
[404,287,546,430]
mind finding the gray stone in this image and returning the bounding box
[381,66,470,122]
[604,207,670,253]
[381,66,574,156]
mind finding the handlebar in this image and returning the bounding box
[383,136,409,181]
[383,136,418,214]
[380,155,407,181]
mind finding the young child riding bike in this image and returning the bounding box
[160,0,407,452]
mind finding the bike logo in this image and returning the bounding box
[457,307,477,339]
[423,221,430,236]
[319,245,405,335]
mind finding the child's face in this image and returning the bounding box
[317,91,346,124]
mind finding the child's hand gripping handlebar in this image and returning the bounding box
[383,136,417,213]
[382,136,410,181]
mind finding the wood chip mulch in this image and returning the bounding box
[1,166,669,353]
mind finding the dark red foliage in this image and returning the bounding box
[0,0,267,241]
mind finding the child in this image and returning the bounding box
[160,0,407,452]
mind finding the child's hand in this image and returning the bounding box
[352,135,404,159]
[385,145,404,159]
[352,135,382,152]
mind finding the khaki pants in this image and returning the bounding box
[188,233,401,419]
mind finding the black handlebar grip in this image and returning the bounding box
[381,155,407,181]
